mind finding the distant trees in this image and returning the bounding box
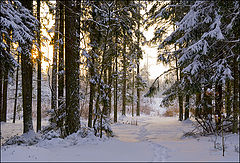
[82,1,145,128]
[145,0,192,121]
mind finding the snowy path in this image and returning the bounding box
[112,116,239,162]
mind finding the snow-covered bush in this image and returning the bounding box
[93,115,113,138]
[3,130,40,146]
[41,129,61,140]
[234,145,239,153]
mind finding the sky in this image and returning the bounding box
[141,25,169,80]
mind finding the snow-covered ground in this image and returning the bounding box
[1,114,239,162]
[113,115,239,162]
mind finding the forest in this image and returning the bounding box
[0,0,239,162]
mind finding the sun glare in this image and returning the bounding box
[141,25,169,80]
[35,0,55,73]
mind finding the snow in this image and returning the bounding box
[1,120,153,162]
[1,114,239,162]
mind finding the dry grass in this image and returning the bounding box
[80,105,89,120]
[163,106,179,117]
[190,107,195,116]
[140,105,153,115]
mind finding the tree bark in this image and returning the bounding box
[0,64,2,122]
[20,0,34,133]
[132,67,135,117]
[178,94,183,121]
[136,64,140,116]
[58,0,64,111]
[36,0,41,132]
[88,1,99,127]
[136,1,141,116]
[114,37,118,122]
[51,0,59,121]
[178,69,183,121]
[232,53,239,133]
[195,92,201,117]
[13,55,20,123]
[203,85,212,119]
[21,24,34,133]
[225,79,231,118]
[122,31,127,116]
[2,30,11,122]
[56,0,64,133]
[88,58,95,127]
[184,94,190,120]
[65,0,80,135]
[215,82,222,128]
[107,59,113,116]
[2,66,8,122]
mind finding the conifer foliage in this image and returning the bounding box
[146,1,239,133]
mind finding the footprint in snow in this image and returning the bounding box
[150,142,169,162]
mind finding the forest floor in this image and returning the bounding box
[1,115,239,162]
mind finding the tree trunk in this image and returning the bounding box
[57,0,64,132]
[0,64,2,122]
[136,1,141,116]
[13,55,20,123]
[232,53,239,133]
[51,0,59,121]
[203,85,212,119]
[195,92,201,117]
[178,94,183,121]
[65,0,80,135]
[107,59,112,116]
[2,66,8,122]
[88,58,95,127]
[122,31,126,116]
[2,30,11,122]
[21,41,34,132]
[88,2,99,127]
[58,0,64,112]
[132,67,135,117]
[114,45,118,122]
[178,69,183,121]
[184,94,190,120]
[36,0,41,132]
[215,82,222,128]
[136,63,140,116]
[20,0,34,133]
[103,69,108,116]
[225,79,231,118]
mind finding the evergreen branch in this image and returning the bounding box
[144,67,177,97]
